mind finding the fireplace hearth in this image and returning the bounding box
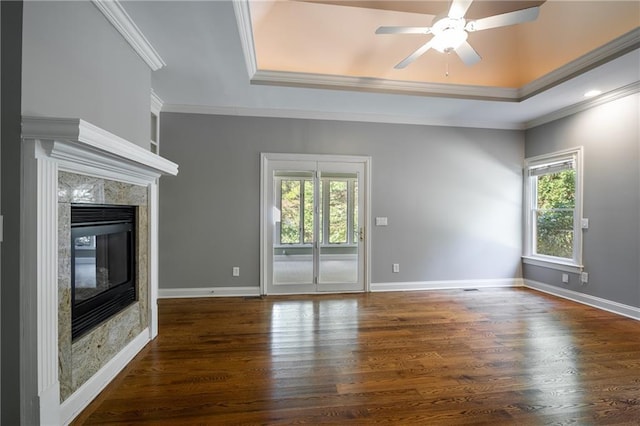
[71,204,137,340]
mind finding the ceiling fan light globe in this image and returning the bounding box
[432,28,468,53]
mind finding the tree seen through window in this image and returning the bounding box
[535,169,575,258]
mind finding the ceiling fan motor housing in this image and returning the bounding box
[430,14,468,53]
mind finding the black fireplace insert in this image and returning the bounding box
[71,204,137,340]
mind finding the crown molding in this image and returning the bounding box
[92,0,166,71]
[232,0,258,78]
[161,103,522,130]
[251,70,519,101]
[150,89,164,115]
[525,81,640,129]
[520,28,640,100]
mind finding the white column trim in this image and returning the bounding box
[149,181,160,339]
[21,141,61,425]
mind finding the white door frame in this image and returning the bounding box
[260,153,371,295]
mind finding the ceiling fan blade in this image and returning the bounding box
[455,41,481,66]
[448,0,473,19]
[395,39,436,69]
[466,7,539,32]
[376,26,431,35]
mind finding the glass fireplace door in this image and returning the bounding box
[70,204,136,339]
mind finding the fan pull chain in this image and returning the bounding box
[445,53,450,77]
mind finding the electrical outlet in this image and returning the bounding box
[233,267,240,277]
[562,273,569,283]
[392,263,400,273]
[581,272,588,283]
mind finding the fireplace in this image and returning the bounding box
[71,204,137,340]
[21,116,178,423]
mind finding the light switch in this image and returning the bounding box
[376,217,388,226]
[581,218,589,229]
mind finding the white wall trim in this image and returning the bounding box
[92,0,166,71]
[150,89,164,115]
[232,0,258,78]
[161,103,523,131]
[524,81,640,129]
[520,28,640,100]
[371,278,524,292]
[60,330,150,425]
[251,70,519,101]
[522,256,584,274]
[158,287,261,298]
[525,279,640,321]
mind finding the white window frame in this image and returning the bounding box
[321,176,358,246]
[275,175,315,246]
[274,175,359,247]
[150,90,163,154]
[523,147,584,273]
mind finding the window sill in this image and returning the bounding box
[522,256,584,274]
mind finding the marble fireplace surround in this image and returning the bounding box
[21,117,178,424]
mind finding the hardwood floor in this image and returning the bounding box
[73,288,640,425]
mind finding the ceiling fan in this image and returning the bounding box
[375,0,540,68]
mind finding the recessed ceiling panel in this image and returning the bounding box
[250,0,640,89]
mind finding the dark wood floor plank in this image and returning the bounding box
[72,288,640,424]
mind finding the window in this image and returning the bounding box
[523,147,583,272]
[150,90,163,154]
[279,177,314,244]
[275,174,358,246]
[321,177,358,245]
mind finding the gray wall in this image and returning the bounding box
[524,93,640,308]
[21,1,151,148]
[159,113,524,289]
[1,1,23,423]
[3,2,153,423]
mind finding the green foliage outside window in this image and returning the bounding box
[328,181,348,243]
[280,180,301,244]
[279,178,357,245]
[303,180,314,243]
[535,169,575,258]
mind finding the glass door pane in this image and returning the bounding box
[273,171,315,285]
[318,167,362,291]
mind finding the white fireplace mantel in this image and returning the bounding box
[21,116,178,425]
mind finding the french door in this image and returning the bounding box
[261,154,369,295]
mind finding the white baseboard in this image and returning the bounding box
[370,278,524,292]
[61,329,150,425]
[524,279,640,321]
[158,286,261,298]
